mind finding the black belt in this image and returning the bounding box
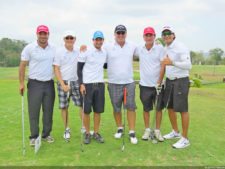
[85,82,104,86]
[29,78,53,83]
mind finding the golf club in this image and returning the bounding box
[121,87,127,152]
[65,81,70,142]
[21,94,25,156]
[81,94,85,152]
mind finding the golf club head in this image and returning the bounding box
[121,145,125,152]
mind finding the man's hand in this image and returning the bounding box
[155,83,162,95]
[162,55,173,65]
[62,84,70,93]
[80,45,87,52]
[19,83,25,96]
[80,84,86,95]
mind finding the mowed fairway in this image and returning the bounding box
[0,65,224,166]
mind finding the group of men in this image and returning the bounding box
[19,24,192,149]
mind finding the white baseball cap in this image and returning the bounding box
[63,30,76,38]
[162,26,175,33]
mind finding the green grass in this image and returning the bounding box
[0,66,225,167]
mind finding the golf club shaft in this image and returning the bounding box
[21,95,25,155]
[122,87,127,151]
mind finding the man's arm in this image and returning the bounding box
[77,62,86,95]
[54,65,69,92]
[19,61,28,95]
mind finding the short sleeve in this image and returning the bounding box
[53,49,61,66]
[77,51,88,63]
[21,45,30,61]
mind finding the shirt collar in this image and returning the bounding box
[35,41,51,49]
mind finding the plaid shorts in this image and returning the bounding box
[57,80,81,109]
[108,82,137,112]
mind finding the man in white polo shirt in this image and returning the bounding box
[53,30,82,141]
[135,26,165,142]
[105,25,138,144]
[77,31,107,144]
[161,26,192,149]
[19,25,55,146]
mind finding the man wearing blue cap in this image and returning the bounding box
[77,31,107,144]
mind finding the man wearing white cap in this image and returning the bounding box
[135,26,165,142]
[53,30,82,141]
[161,26,192,149]
[19,25,55,146]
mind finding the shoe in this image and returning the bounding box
[114,128,123,139]
[80,127,86,134]
[154,130,164,142]
[163,130,181,140]
[93,133,104,143]
[142,129,150,140]
[42,136,54,143]
[83,132,91,144]
[30,138,36,146]
[172,137,190,149]
[129,132,138,144]
[63,128,71,140]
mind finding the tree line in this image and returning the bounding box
[0,37,224,67]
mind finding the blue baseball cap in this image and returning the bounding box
[93,31,104,40]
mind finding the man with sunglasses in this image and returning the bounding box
[161,26,192,149]
[134,27,165,142]
[53,31,82,141]
[78,31,107,144]
[104,25,138,144]
[19,25,55,146]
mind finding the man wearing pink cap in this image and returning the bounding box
[19,25,55,146]
[134,27,165,142]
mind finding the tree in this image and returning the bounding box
[209,48,224,65]
[190,51,205,65]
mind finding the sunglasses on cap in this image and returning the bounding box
[116,31,125,35]
[65,36,75,40]
[162,31,173,36]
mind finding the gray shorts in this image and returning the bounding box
[57,80,81,109]
[163,77,189,112]
[139,85,164,112]
[108,82,137,113]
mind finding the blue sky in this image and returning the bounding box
[0,0,224,52]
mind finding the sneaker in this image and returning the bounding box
[30,138,36,146]
[42,136,54,143]
[63,128,71,140]
[114,128,123,139]
[163,130,181,140]
[154,130,164,142]
[142,129,150,140]
[80,127,86,134]
[129,132,138,144]
[83,132,91,144]
[93,133,104,143]
[172,137,190,149]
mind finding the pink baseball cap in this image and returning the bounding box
[36,25,49,33]
[143,27,155,35]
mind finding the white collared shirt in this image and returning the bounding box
[104,41,136,84]
[21,41,55,81]
[135,44,165,87]
[77,47,107,83]
[164,40,192,79]
[53,46,79,81]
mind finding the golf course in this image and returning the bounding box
[0,64,224,167]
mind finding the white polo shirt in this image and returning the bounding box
[53,46,79,81]
[135,44,165,87]
[164,40,192,79]
[104,41,136,84]
[77,47,107,84]
[21,41,55,81]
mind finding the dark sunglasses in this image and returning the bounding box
[65,36,75,40]
[116,31,125,35]
[162,31,173,36]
